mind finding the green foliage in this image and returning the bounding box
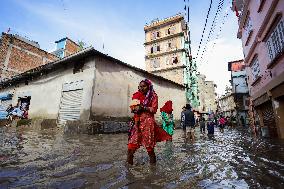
[78,40,86,50]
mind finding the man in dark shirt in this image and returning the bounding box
[181,104,195,141]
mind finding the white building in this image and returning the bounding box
[0,47,186,131]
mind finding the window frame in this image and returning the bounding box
[265,18,284,63]
[250,56,261,82]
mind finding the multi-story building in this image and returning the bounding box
[204,81,218,114]
[228,59,250,123]
[233,0,284,138]
[196,74,217,114]
[218,93,236,117]
[0,32,58,80]
[144,14,199,107]
[0,32,81,81]
[197,74,207,113]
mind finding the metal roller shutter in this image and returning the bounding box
[262,102,278,138]
[58,89,83,125]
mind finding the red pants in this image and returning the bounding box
[128,143,154,152]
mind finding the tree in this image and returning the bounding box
[78,40,86,50]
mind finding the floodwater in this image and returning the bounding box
[0,126,283,189]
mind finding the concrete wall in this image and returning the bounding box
[152,67,184,85]
[0,57,95,120]
[145,16,183,43]
[145,51,184,72]
[218,94,236,114]
[196,74,207,113]
[204,81,217,113]
[91,56,186,121]
[232,70,249,94]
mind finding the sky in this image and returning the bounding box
[0,0,244,95]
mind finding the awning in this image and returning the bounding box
[0,93,12,100]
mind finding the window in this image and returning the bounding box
[167,28,171,35]
[151,59,160,68]
[157,45,160,52]
[251,57,260,81]
[172,56,178,64]
[150,47,153,54]
[73,62,84,74]
[266,20,284,62]
[244,16,253,44]
[168,43,171,48]
[157,31,160,38]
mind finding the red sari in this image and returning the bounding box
[128,92,171,150]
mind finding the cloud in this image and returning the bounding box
[13,0,244,95]
[14,0,145,68]
[196,37,243,95]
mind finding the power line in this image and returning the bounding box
[196,0,213,58]
[198,0,224,62]
[201,5,230,64]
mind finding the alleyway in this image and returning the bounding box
[0,126,283,188]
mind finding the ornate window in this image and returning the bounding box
[251,57,260,81]
[266,19,284,62]
[151,58,160,68]
[244,16,253,45]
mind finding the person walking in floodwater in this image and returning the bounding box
[127,79,171,165]
[207,119,215,138]
[181,104,195,142]
[160,100,174,140]
[219,115,226,133]
[199,114,206,134]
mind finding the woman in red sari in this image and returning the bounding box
[127,79,171,165]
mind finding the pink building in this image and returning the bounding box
[233,0,284,138]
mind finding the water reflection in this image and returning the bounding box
[0,126,283,188]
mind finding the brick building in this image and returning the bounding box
[0,32,58,80]
[52,37,81,59]
[0,33,81,81]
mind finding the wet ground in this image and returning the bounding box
[0,126,283,189]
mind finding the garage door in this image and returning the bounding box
[261,101,278,138]
[58,89,83,125]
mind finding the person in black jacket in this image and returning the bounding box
[181,104,196,142]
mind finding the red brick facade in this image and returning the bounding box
[64,38,80,57]
[0,33,58,80]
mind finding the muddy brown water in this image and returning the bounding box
[0,126,283,188]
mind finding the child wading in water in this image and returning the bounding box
[160,100,175,141]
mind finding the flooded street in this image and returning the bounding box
[0,126,284,189]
